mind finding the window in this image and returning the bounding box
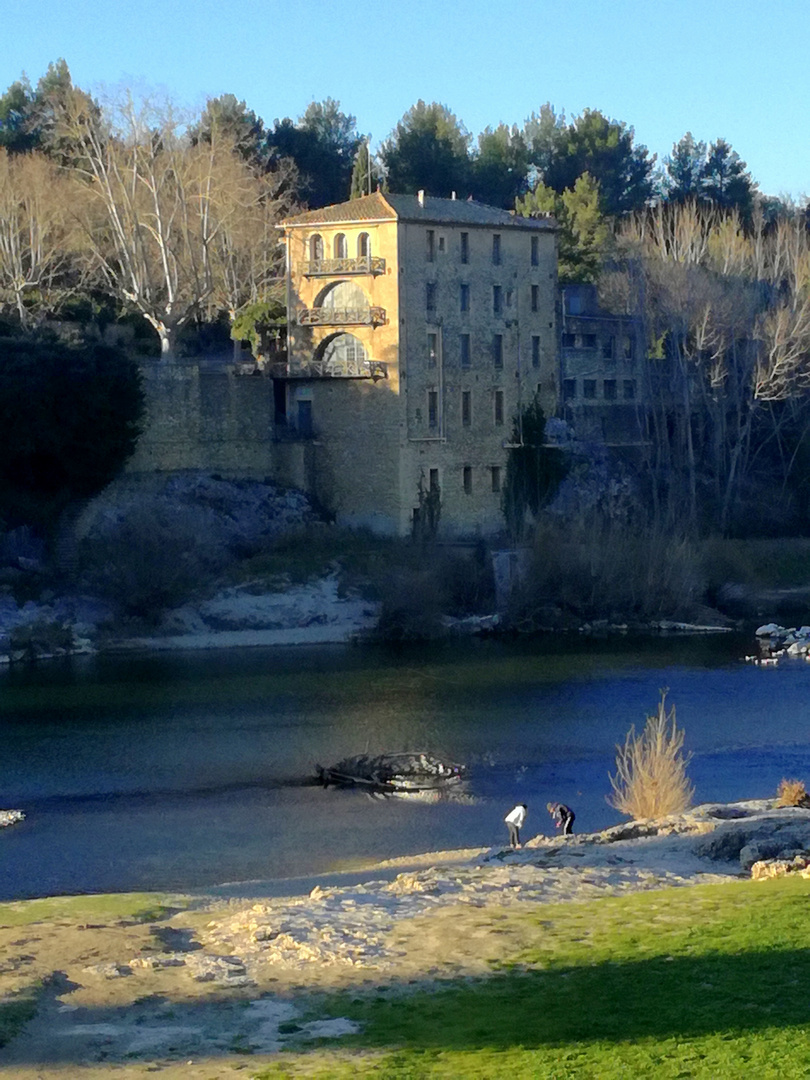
[463,466,472,494]
[492,233,501,265]
[334,233,347,258]
[493,285,502,315]
[566,292,582,315]
[531,235,539,266]
[624,335,635,359]
[582,333,597,349]
[429,468,440,493]
[531,284,539,312]
[460,283,470,312]
[438,235,446,253]
[532,335,541,369]
[602,336,614,359]
[428,390,438,428]
[357,232,370,257]
[462,390,471,426]
[460,333,471,369]
[460,231,469,264]
[563,378,576,401]
[604,379,617,400]
[310,234,324,261]
[427,332,438,368]
[623,379,636,400]
[494,389,504,425]
[492,334,503,369]
[583,379,597,399]
[426,282,437,313]
[426,229,435,262]
[562,332,575,348]
[491,466,502,493]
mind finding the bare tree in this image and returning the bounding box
[61,90,286,358]
[0,148,78,325]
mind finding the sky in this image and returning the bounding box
[3,0,809,200]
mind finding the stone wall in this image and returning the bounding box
[126,361,275,477]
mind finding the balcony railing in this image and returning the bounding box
[267,358,388,381]
[303,255,386,277]
[297,306,386,327]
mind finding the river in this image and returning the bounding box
[1,632,809,900]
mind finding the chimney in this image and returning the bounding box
[417,189,425,208]
[451,191,456,200]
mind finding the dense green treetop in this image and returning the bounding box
[516,172,609,283]
[380,100,471,198]
[661,133,758,222]
[541,109,655,216]
[267,98,360,208]
[470,123,529,208]
[188,93,267,166]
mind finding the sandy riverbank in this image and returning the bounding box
[2,797,808,1077]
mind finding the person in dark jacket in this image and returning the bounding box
[547,801,575,835]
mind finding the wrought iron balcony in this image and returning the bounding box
[297,306,386,327]
[267,357,388,380]
[303,255,386,277]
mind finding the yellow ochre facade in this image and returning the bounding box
[277,191,558,537]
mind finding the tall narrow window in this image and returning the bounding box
[604,379,617,400]
[460,333,471,369]
[532,335,541,369]
[357,232,370,257]
[428,390,438,428]
[491,466,502,493]
[624,335,634,359]
[310,234,324,261]
[427,332,438,368]
[429,468,440,492]
[426,282,437,313]
[602,336,614,359]
[463,466,473,495]
[462,390,471,427]
[531,284,539,312]
[531,235,539,266]
[492,334,503,369]
[563,379,576,401]
[493,285,502,315]
[460,231,469,264]
[494,390,504,426]
[426,229,435,262]
[623,379,636,400]
[438,235,446,253]
[334,233,347,258]
[492,233,501,265]
[460,283,470,312]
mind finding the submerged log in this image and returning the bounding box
[316,752,465,793]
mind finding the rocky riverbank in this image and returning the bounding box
[1,798,808,1076]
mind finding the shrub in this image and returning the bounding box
[77,504,228,621]
[776,779,810,808]
[508,516,704,627]
[608,691,694,819]
[372,568,447,642]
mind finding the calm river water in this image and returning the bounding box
[2,633,810,900]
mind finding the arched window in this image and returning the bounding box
[317,280,368,310]
[310,234,324,261]
[319,333,368,376]
[334,233,347,258]
[357,232,370,257]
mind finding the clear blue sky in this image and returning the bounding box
[3,0,808,199]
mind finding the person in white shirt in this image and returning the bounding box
[504,803,527,848]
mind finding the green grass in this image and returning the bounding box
[0,983,40,1049]
[0,892,186,928]
[702,536,810,589]
[252,876,810,1078]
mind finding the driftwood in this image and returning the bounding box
[316,752,465,793]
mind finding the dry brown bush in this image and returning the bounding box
[608,691,694,819]
[776,779,810,808]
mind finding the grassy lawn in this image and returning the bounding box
[252,875,810,1079]
[0,892,184,929]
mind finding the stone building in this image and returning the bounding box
[274,191,558,537]
[558,283,647,446]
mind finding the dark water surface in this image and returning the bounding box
[2,633,810,900]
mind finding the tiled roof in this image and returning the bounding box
[281,192,555,230]
[281,193,396,226]
[384,193,554,230]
